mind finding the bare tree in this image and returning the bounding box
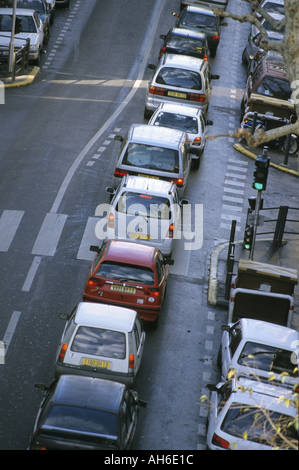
[207,0,299,148]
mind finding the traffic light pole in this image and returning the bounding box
[249,189,262,260]
[8,0,18,73]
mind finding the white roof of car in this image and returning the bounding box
[123,175,174,196]
[154,102,203,118]
[129,123,186,147]
[161,53,205,71]
[237,318,299,350]
[74,302,137,331]
[0,8,36,16]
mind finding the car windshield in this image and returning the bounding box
[263,2,284,15]
[166,36,205,56]
[237,342,297,377]
[0,14,36,32]
[96,261,155,285]
[256,76,292,100]
[122,143,179,173]
[72,327,126,359]
[42,404,118,438]
[153,111,199,134]
[262,19,285,34]
[116,192,171,220]
[156,67,202,90]
[181,12,216,30]
[221,404,297,447]
[16,0,46,13]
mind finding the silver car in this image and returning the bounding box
[144,53,219,118]
[148,102,213,168]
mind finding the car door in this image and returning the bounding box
[133,316,145,376]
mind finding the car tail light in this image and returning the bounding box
[193,137,202,146]
[160,46,166,55]
[114,168,128,177]
[190,93,206,102]
[129,354,135,369]
[108,213,115,228]
[211,35,220,40]
[149,86,165,96]
[166,223,174,238]
[149,288,160,297]
[169,178,184,187]
[212,433,230,449]
[88,278,99,287]
[203,54,209,62]
[58,344,68,363]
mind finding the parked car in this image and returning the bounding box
[0,8,44,64]
[158,27,210,62]
[256,0,284,18]
[247,49,284,76]
[148,102,213,167]
[241,31,284,68]
[55,0,69,8]
[206,377,298,450]
[29,375,146,450]
[218,318,299,388]
[83,240,173,327]
[106,176,188,257]
[251,13,285,38]
[144,54,219,118]
[111,123,192,197]
[180,0,228,10]
[45,0,55,24]
[55,302,146,386]
[173,5,228,56]
[241,59,292,114]
[14,0,51,44]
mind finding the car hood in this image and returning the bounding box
[0,32,39,46]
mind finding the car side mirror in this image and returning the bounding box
[59,313,70,321]
[211,74,220,80]
[172,11,179,17]
[34,383,47,391]
[221,325,230,331]
[180,199,189,206]
[206,120,213,126]
[221,22,228,27]
[138,400,147,408]
[159,34,166,40]
[106,186,116,195]
[206,384,218,392]
[90,245,100,253]
[114,135,123,142]
[148,64,156,70]
[164,258,174,266]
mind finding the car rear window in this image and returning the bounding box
[256,76,292,101]
[116,192,172,220]
[181,12,216,30]
[166,36,205,56]
[16,0,46,13]
[153,111,199,134]
[0,14,36,32]
[96,261,155,285]
[43,404,117,437]
[221,404,297,446]
[122,143,179,173]
[72,327,126,359]
[237,342,297,377]
[156,67,202,91]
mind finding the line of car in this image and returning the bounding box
[27,0,298,451]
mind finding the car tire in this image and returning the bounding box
[217,346,222,369]
[33,49,41,67]
[144,107,152,120]
[210,48,217,58]
[192,157,200,170]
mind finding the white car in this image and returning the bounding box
[106,175,188,257]
[148,102,213,168]
[55,302,146,386]
[206,378,298,450]
[0,8,44,65]
[218,318,299,389]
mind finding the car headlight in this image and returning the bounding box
[30,44,38,52]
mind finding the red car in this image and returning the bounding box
[83,240,174,327]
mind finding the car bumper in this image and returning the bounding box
[55,362,135,386]
[145,94,208,116]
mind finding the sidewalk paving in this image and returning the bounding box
[0,62,40,88]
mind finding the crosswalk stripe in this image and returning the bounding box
[77,217,102,261]
[0,210,24,252]
[32,213,68,257]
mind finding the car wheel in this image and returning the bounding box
[217,346,222,369]
[144,107,152,120]
[33,49,41,67]
[242,48,248,65]
[210,48,217,58]
[192,157,200,170]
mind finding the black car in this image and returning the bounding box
[158,27,210,62]
[29,375,146,450]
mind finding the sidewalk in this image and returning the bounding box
[0,62,40,88]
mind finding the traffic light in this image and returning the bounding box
[252,154,270,191]
[244,225,254,250]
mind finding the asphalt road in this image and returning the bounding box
[0,0,298,451]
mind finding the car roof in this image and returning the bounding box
[162,53,205,71]
[185,5,216,16]
[129,123,187,147]
[74,302,137,331]
[155,102,203,118]
[237,318,299,349]
[53,375,125,412]
[0,8,36,15]
[169,27,207,40]
[122,175,174,196]
[104,240,156,267]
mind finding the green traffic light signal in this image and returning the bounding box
[252,182,264,191]
[252,154,270,191]
[244,226,254,250]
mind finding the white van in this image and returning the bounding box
[55,302,145,386]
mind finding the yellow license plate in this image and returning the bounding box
[138,174,159,179]
[82,358,111,369]
[111,285,136,294]
[168,91,187,99]
[130,233,151,240]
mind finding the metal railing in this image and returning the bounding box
[11,38,30,81]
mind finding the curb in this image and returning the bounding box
[233,143,299,177]
[3,67,40,88]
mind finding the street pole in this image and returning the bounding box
[8,0,18,74]
[249,189,262,260]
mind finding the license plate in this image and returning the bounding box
[138,174,159,179]
[130,232,151,240]
[0,51,8,56]
[168,91,187,99]
[111,285,136,294]
[82,358,111,369]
